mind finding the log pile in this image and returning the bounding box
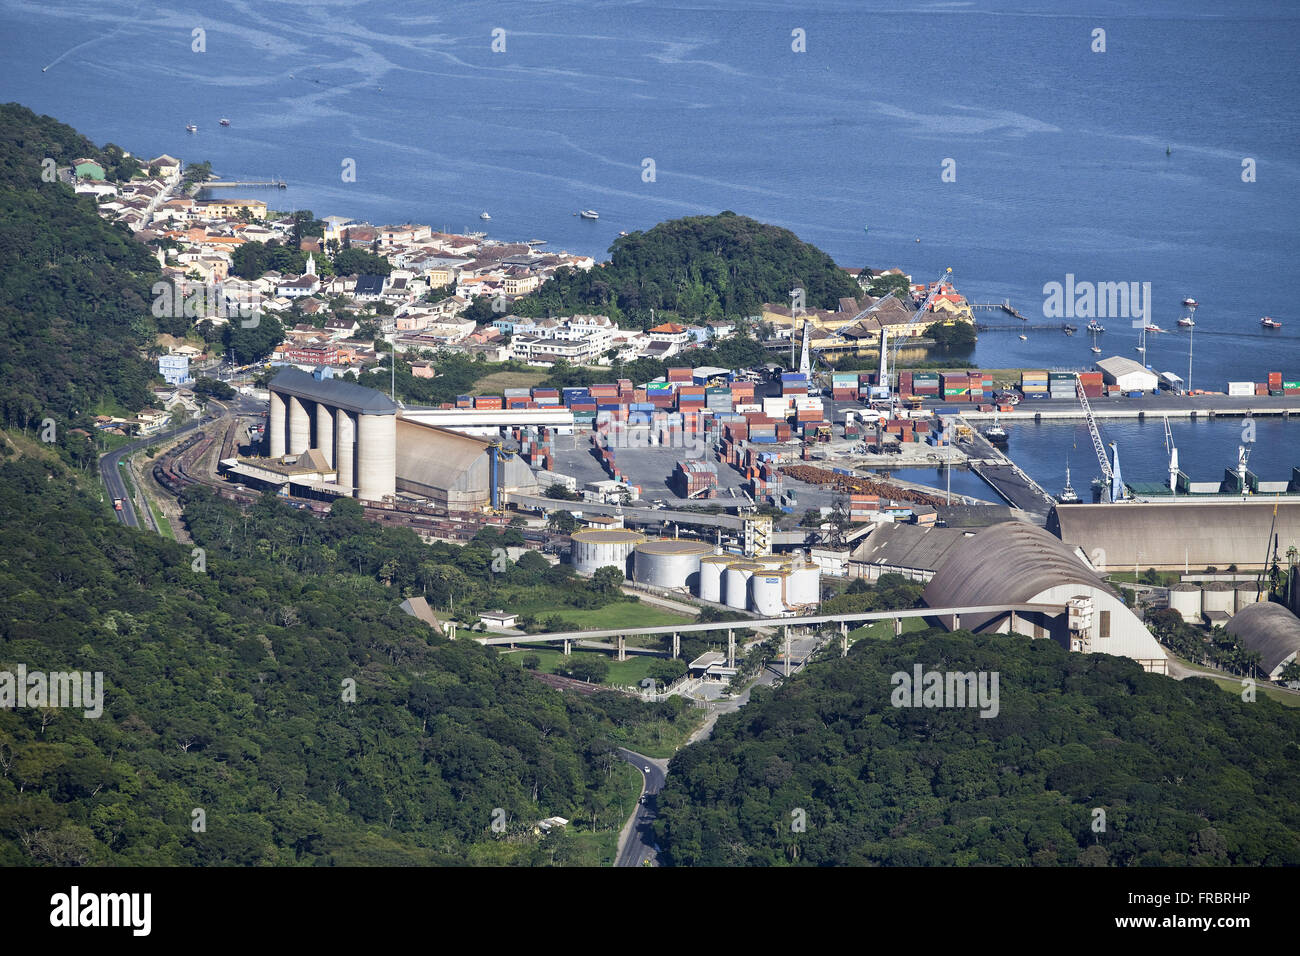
[778,465,947,506]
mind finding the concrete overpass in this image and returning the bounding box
[475,602,1068,665]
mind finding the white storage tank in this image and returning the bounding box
[570,528,645,576]
[750,570,790,616]
[786,565,821,608]
[1201,582,1235,616]
[723,563,759,610]
[697,554,731,603]
[1167,584,1201,624]
[1234,581,1262,613]
[633,539,714,590]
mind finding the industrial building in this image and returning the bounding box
[569,528,645,575]
[847,523,977,582]
[922,522,1169,673]
[632,539,715,590]
[1226,602,1300,682]
[1095,356,1159,393]
[1048,500,1300,572]
[245,369,538,508]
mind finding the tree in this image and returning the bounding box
[923,320,976,352]
[592,566,624,595]
[547,511,577,534]
[648,658,686,689]
[521,654,541,670]
[866,272,911,300]
[567,656,609,684]
[544,483,579,501]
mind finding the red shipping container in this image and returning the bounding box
[1268,372,1282,385]
[1255,383,1268,396]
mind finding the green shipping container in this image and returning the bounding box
[1284,381,1300,389]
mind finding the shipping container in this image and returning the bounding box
[1226,382,1254,397]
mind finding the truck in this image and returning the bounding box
[113,498,123,512]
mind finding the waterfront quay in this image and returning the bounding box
[952,394,1300,422]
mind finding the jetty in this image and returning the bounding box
[204,180,288,189]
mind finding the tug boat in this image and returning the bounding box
[1261,316,1282,329]
[1057,464,1081,504]
[1177,315,1195,327]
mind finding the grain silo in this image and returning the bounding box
[697,554,732,603]
[786,564,821,608]
[1167,583,1201,624]
[750,569,790,616]
[1234,581,1262,613]
[570,528,645,575]
[633,539,714,590]
[1201,581,1236,616]
[723,562,760,610]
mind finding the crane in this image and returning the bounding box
[887,268,954,413]
[1163,416,1179,495]
[1074,372,1116,502]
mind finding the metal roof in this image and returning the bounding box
[1048,501,1300,570]
[1226,602,1300,675]
[570,529,645,543]
[271,368,397,415]
[635,539,714,555]
[923,521,1113,631]
[850,523,974,573]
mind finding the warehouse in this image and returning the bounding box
[1226,602,1300,682]
[847,523,976,582]
[923,521,1168,673]
[1095,356,1158,393]
[394,418,538,510]
[1048,500,1300,572]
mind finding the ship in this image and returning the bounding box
[219,118,231,127]
[1177,315,1195,327]
[186,123,197,133]
[1018,334,1028,341]
[983,417,1008,445]
[1144,324,1164,333]
[1182,297,1197,307]
[1261,316,1282,329]
[1057,464,1081,504]
[579,209,599,220]
[479,212,491,220]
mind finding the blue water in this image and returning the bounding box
[2,0,1298,485]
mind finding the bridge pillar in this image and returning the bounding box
[671,632,680,660]
[894,616,903,636]
[952,612,960,630]
[727,629,735,669]
[784,626,791,678]
[1009,610,1017,634]
[842,632,848,658]
[617,636,626,662]
[563,639,571,656]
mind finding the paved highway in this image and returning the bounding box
[614,748,668,867]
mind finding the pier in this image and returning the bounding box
[204,180,288,189]
[957,393,1300,422]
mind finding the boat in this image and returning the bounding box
[983,417,1008,445]
[1064,324,1077,335]
[1182,297,1197,307]
[1087,320,1105,333]
[579,209,599,220]
[618,230,630,237]
[186,123,197,133]
[479,212,491,220]
[526,239,548,246]
[219,118,230,127]
[1177,315,1195,327]
[1090,345,1102,354]
[1057,464,1081,504]
[1018,334,1028,341]
[1261,316,1282,329]
[1144,324,1164,333]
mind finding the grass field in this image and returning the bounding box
[469,370,549,396]
[847,616,930,643]
[508,597,690,632]
[147,497,174,540]
[1190,674,1300,708]
[501,646,664,687]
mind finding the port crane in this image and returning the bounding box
[1163,416,1180,496]
[1074,372,1120,502]
[885,267,954,412]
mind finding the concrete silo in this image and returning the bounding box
[1234,581,1262,613]
[356,411,396,501]
[1167,583,1201,624]
[570,528,645,576]
[723,562,760,610]
[750,570,790,616]
[1201,582,1236,617]
[697,554,731,603]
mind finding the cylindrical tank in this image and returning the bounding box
[633,539,714,590]
[1167,583,1201,624]
[723,563,758,610]
[356,411,396,500]
[1201,582,1235,616]
[786,565,821,607]
[288,394,312,454]
[335,408,356,492]
[750,570,789,616]
[697,555,730,602]
[1234,581,1262,613]
[269,390,286,457]
[570,528,645,576]
[753,554,792,571]
[315,402,335,467]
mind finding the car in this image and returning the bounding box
[644,765,651,773]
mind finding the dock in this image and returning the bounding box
[204,180,288,189]
[958,430,1058,513]
[957,393,1300,422]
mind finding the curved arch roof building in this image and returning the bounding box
[1226,602,1300,681]
[923,521,1168,673]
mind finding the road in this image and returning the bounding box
[614,748,668,867]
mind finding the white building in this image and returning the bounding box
[1095,356,1158,393]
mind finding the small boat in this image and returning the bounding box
[1177,315,1195,327]
[1058,464,1081,504]
[1064,324,1077,335]
[618,230,630,237]
[1135,345,1146,353]
[1018,334,1028,341]
[579,209,599,220]
[1261,316,1282,329]
[1087,320,1105,333]
[186,123,197,133]
[1090,346,1102,354]
[983,418,1008,445]
[1182,297,1197,307]
[219,118,231,127]
[479,212,491,220]
[1144,324,1164,333]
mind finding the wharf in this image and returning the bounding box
[957,430,1058,514]
[952,394,1300,421]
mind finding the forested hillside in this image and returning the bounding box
[0,103,172,428]
[653,630,1300,866]
[0,450,688,865]
[512,211,861,327]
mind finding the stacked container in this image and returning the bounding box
[1048,372,1076,400]
[1021,370,1049,399]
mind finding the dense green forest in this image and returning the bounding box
[653,629,1300,865]
[0,447,693,865]
[0,104,171,427]
[512,211,861,327]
